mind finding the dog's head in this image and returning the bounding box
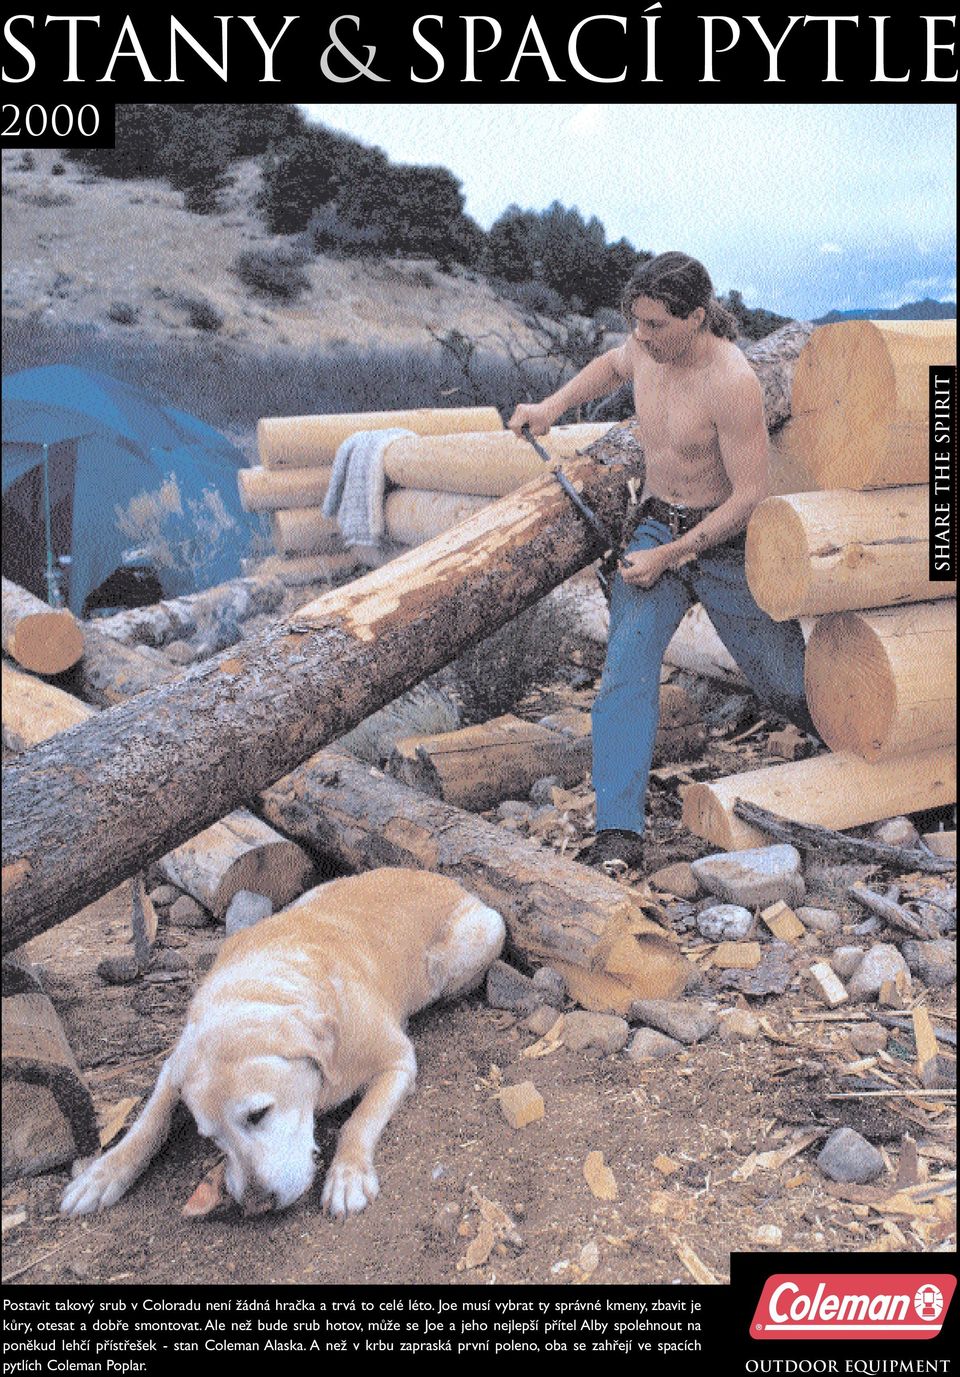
[176,1007,336,1215]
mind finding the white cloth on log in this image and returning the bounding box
[322,428,413,547]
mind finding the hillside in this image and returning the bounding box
[815,297,956,324]
[1,149,555,405]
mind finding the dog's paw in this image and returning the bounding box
[321,1158,379,1219]
[60,1154,138,1215]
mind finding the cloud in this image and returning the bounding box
[819,243,843,255]
[563,105,609,138]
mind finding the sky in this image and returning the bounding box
[299,103,956,321]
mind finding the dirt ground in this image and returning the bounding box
[3,666,955,1288]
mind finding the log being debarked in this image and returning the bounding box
[2,443,641,949]
[1,321,817,949]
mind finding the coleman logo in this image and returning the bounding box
[751,1274,956,1339]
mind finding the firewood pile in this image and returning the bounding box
[684,320,957,851]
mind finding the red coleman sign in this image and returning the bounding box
[751,1275,956,1340]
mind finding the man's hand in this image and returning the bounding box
[507,402,555,437]
[620,545,675,589]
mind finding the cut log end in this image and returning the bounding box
[7,610,84,677]
[787,320,957,490]
[804,614,895,761]
[744,498,810,621]
[805,604,957,761]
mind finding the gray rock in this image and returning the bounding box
[167,895,208,929]
[817,1127,885,1184]
[691,845,804,909]
[97,954,141,985]
[846,944,911,1002]
[148,884,181,909]
[225,890,274,936]
[522,1005,563,1037]
[796,906,842,937]
[495,800,535,823]
[155,949,189,973]
[562,1012,629,1055]
[529,775,563,806]
[831,946,866,980]
[193,938,223,975]
[848,1023,888,1055]
[531,965,567,1007]
[628,998,718,1044]
[696,904,755,942]
[718,1008,762,1040]
[486,960,540,1015]
[871,817,920,848]
[625,1028,683,1062]
[900,939,956,990]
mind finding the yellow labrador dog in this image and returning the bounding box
[61,868,505,1220]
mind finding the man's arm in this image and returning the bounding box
[507,344,630,436]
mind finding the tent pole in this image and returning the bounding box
[41,442,62,608]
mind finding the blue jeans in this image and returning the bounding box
[591,518,815,836]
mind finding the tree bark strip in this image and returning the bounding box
[258,747,682,974]
[732,799,955,875]
[2,322,813,950]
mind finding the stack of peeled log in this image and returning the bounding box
[684,320,957,849]
[240,404,615,581]
[242,405,504,583]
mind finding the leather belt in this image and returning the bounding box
[638,495,715,538]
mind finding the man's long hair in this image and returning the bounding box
[621,252,739,340]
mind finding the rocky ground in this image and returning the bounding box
[3,640,955,1288]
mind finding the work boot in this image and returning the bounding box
[579,829,645,874]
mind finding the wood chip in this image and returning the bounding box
[99,1096,140,1148]
[760,901,805,944]
[520,1014,565,1059]
[463,1220,496,1270]
[583,1150,618,1200]
[498,1081,544,1129]
[181,1159,227,1218]
[913,1007,940,1082]
[767,724,807,760]
[470,1188,523,1248]
[671,1237,720,1284]
[807,962,849,1007]
[713,941,762,969]
[895,1135,920,1190]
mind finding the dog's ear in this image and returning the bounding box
[280,1006,339,1085]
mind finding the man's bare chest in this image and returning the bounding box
[631,372,718,457]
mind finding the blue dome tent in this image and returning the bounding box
[2,365,256,615]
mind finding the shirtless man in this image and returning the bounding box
[508,251,814,870]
